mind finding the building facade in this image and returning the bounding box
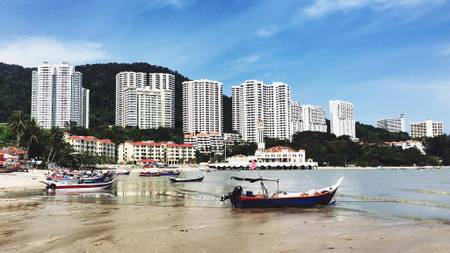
[31,62,89,129]
[301,105,327,133]
[64,134,115,159]
[329,100,356,138]
[115,72,175,129]
[410,120,443,138]
[183,132,224,154]
[291,101,302,135]
[377,114,406,133]
[182,79,223,134]
[117,141,195,164]
[232,80,292,142]
[386,140,425,155]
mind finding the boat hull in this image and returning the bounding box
[0,167,19,173]
[231,188,337,208]
[169,176,204,183]
[45,176,117,193]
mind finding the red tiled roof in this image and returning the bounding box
[69,135,113,144]
[167,143,193,148]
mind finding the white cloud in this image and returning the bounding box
[0,37,107,67]
[255,27,278,38]
[303,0,446,17]
[231,54,261,68]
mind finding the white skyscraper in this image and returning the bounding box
[182,79,223,134]
[329,100,356,138]
[31,62,89,129]
[291,101,302,134]
[115,72,175,129]
[301,105,327,133]
[410,120,443,138]
[376,114,406,133]
[232,80,292,142]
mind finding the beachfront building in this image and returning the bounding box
[329,100,356,138]
[301,105,327,133]
[410,120,444,138]
[64,134,115,159]
[115,72,175,129]
[31,62,89,129]
[182,79,223,134]
[377,114,406,133]
[386,140,425,155]
[184,132,224,154]
[209,126,318,170]
[117,141,195,164]
[232,80,292,142]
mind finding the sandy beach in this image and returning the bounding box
[0,170,48,195]
[0,201,449,253]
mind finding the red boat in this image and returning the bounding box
[222,177,343,208]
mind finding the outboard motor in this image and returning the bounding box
[221,186,243,208]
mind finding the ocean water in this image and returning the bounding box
[11,169,450,223]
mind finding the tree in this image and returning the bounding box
[8,111,28,147]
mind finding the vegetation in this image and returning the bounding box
[0,112,114,168]
[0,62,233,132]
[356,122,410,143]
[263,131,443,167]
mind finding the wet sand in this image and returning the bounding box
[1,200,449,253]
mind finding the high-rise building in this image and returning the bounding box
[232,80,292,142]
[291,101,302,134]
[115,72,175,129]
[410,120,443,138]
[31,62,89,129]
[377,114,406,133]
[301,105,327,133]
[182,79,223,134]
[329,100,356,138]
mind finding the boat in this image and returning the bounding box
[0,152,20,173]
[0,167,19,173]
[221,176,344,208]
[43,172,118,193]
[169,175,204,183]
[139,170,160,177]
[116,169,131,175]
[139,169,181,177]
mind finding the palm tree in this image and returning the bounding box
[24,120,40,162]
[8,111,27,147]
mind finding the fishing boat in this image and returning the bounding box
[169,175,204,183]
[139,169,181,177]
[221,176,344,208]
[43,172,118,193]
[116,169,131,175]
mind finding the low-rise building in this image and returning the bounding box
[117,141,195,164]
[184,132,224,154]
[377,114,406,133]
[223,133,242,145]
[410,120,443,138]
[386,140,425,155]
[65,134,115,159]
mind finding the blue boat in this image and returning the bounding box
[222,177,343,208]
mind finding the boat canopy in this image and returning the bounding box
[231,176,278,183]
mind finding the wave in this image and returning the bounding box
[401,188,450,196]
[337,193,450,210]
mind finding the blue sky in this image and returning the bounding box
[0,0,449,132]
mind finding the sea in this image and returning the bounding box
[7,168,450,223]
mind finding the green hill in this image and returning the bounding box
[0,62,233,131]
